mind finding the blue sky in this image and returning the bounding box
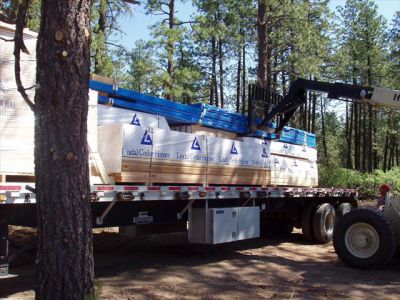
[117,0,400,49]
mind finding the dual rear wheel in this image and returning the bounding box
[302,203,336,243]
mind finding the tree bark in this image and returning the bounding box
[311,92,316,134]
[383,130,389,172]
[34,1,94,298]
[210,35,218,106]
[218,38,224,108]
[354,102,360,171]
[236,46,241,113]
[241,39,246,114]
[367,105,373,172]
[362,104,367,172]
[94,0,106,75]
[346,102,353,169]
[165,0,175,100]
[320,97,329,165]
[256,0,268,88]
[282,65,287,97]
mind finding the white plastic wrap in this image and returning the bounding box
[121,125,270,168]
[0,23,37,174]
[98,105,170,130]
[270,155,317,187]
[239,137,317,161]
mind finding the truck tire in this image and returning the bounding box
[333,209,396,269]
[301,204,315,242]
[313,203,335,243]
[336,203,352,221]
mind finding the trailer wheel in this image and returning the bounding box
[336,203,352,221]
[333,209,396,269]
[313,203,335,243]
[301,204,315,242]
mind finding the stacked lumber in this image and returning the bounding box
[90,80,202,124]
[89,79,317,146]
[98,104,170,129]
[0,22,37,175]
[116,159,270,185]
[98,123,271,185]
[239,137,318,186]
[170,124,237,140]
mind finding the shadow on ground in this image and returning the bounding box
[1,227,399,299]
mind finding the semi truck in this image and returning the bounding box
[1,76,398,277]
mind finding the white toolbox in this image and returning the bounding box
[189,207,260,244]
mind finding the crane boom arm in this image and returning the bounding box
[255,78,400,133]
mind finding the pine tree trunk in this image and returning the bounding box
[34,1,94,298]
[388,136,395,170]
[320,97,329,165]
[311,92,316,133]
[307,92,313,132]
[368,105,373,172]
[256,0,267,88]
[346,102,353,169]
[165,0,175,100]
[362,105,367,172]
[210,36,217,106]
[94,0,106,75]
[354,102,360,171]
[373,111,378,170]
[218,38,224,108]
[272,50,278,92]
[383,131,389,172]
[299,105,304,129]
[236,46,241,113]
[303,97,307,131]
[241,40,246,114]
[282,65,287,97]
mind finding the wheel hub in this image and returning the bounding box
[344,222,380,259]
[353,233,369,248]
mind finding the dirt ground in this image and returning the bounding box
[1,223,399,300]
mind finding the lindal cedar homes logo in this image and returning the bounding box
[140,130,153,145]
[262,148,268,158]
[191,137,201,151]
[230,142,238,155]
[131,114,141,126]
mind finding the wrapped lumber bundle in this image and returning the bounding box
[240,136,318,187]
[170,124,237,139]
[98,104,170,130]
[97,123,271,186]
[90,80,202,124]
[0,23,37,174]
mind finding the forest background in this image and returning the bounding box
[2,0,400,198]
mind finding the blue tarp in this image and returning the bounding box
[97,95,201,124]
[91,80,316,147]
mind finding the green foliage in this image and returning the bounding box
[319,166,400,198]
[144,0,202,102]
[90,0,133,77]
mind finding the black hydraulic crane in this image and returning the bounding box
[248,78,399,135]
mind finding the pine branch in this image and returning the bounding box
[14,0,35,112]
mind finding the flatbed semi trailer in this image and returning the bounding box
[0,183,357,276]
